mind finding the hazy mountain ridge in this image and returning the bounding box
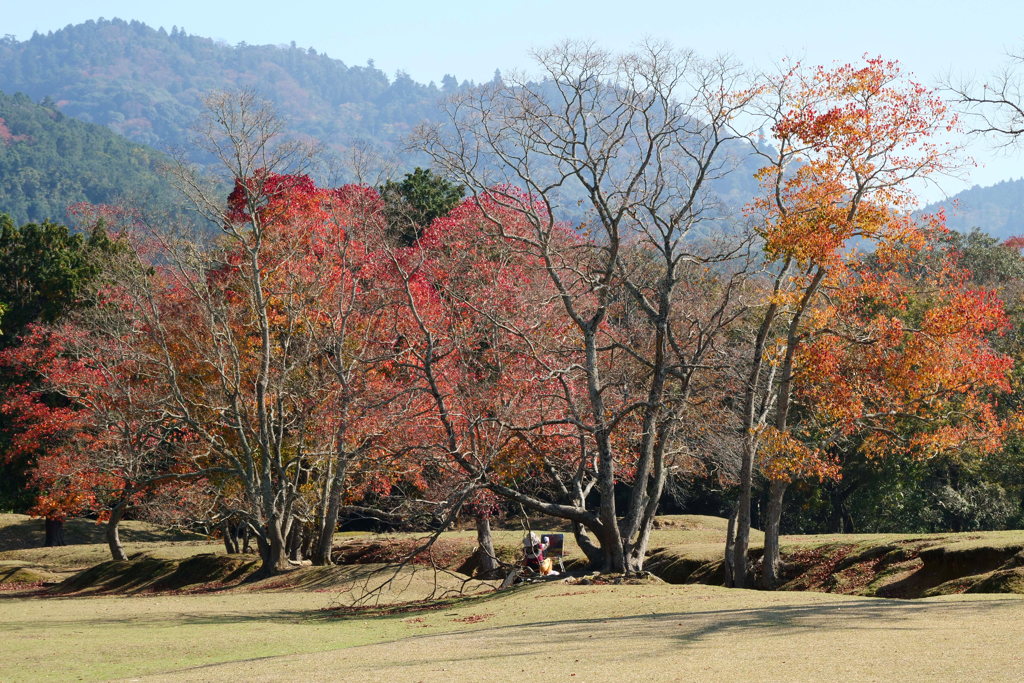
[922,178,1024,240]
[0,18,771,224]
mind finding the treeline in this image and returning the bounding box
[1,49,1021,589]
[0,212,121,537]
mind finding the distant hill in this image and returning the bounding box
[0,19,763,222]
[921,178,1024,240]
[0,19,458,165]
[0,89,185,225]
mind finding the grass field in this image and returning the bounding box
[4,582,1024,681]
[5,514,1024,681]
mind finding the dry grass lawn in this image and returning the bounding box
[6,514,1024,681]
[4,582,1024,681]
[182,587,1024,683]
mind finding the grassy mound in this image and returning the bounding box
[249,562,498,603]
[643,526,1024,598]
[0,539,225,575]
[0,558,65,584]
[774,535,1024,598]
[49,548,498,599]
[594,516,1024,599]
[14,512,1024,599]
[644,515,764,584]
[966,567,1024,593]
[332,536,479,568]
[52,553,258,595]
[0,564,48,587]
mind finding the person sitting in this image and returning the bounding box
[522,532,559,576]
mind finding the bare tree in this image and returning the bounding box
[419,41,757,573]
[946,52,1024,144]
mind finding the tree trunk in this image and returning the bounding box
[300,525,316,560]
[731,437,756,588]
[312,460,349,566]
[724,507,738,587]
[222,520,238,554]
[762,480,787,588]
[286,523,304,561]
[474,513,499,577]
[106,503,128,561]
[761,266,823,588]
[256,517,291,575]
[586,328,624,574]
[572,522,604,569]
[43,518,66,547]
[828,482,857,534]
[255,533,269,567]
[599,523,626,573]
[268,518,290,573]
[625,437,670,573]
[624,518,653,573]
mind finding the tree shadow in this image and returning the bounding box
[345,592,1024,670]
[0,516,202,551]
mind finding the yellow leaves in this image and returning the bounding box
[766,288,803,308]
[764,338,787,368]
[755,426,841,483]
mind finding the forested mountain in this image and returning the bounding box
[922,178,1024,240]
[0,90,184,225]
[11,19,1024,242]
[0,19,460,161]
[0,19,762,217]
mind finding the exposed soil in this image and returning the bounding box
[656,539,1024,598]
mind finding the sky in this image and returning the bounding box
[5,0,1024,201]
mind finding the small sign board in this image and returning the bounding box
[542,533,564,558]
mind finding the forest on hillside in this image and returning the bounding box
[0,90,185,225]
[922,178,1024,240]
[0,19,765,220]
[0,19,462,159]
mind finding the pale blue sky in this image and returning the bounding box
[5,0,1024,199]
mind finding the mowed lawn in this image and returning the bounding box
[4,582,1024,681]
[6,515,1024,681]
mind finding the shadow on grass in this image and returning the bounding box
[132,591,1024,678]
[0,516,202,552]
[340,593,1024,669]
[1,603,322,631]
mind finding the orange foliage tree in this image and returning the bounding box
[730,59,1016,587]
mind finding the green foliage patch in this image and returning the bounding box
[0,91,184,225]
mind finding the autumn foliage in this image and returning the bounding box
[721,58,1021,587]
[0,56,1018,579]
